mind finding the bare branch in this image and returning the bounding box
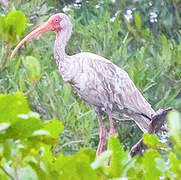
[130,107,172,157]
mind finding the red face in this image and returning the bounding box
[10,14,63,58]
[48,15,62,32]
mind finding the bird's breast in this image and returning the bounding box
[69,71,113,109]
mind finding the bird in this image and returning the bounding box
[11,13,156,156]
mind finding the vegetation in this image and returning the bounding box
[0,0,181,179]
[0,93,181,179]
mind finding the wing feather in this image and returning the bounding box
[75,52,155,132]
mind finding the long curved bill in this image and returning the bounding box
[10,22,51,59]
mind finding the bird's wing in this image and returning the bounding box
[114,68,155,118]
[80,52,155,121]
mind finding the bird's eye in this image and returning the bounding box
[55,18,59,22]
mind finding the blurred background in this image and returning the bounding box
[0,0,181,155]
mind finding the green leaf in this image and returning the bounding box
[54,150,98,180]
[5,116,42,140]
[0,92,30,124]
[23,56,41,82]
[29,135,59,145]
[160,34,172,63]
[2,11,26,43]
[28,161,47,180]
[0,15,6,37]
[62,83,72,105]
[0,171,10,180]
[167,111,181,149]
[155,158,167,173]
[142,149,161,180]
[135,12,142,30]
[143,133,163,148]
[3,140,13,160]
[91,150,112,169]
[108,136,128,178]
[141,28,150,39]
[169,152,181,177]
[38,145,55,170]
[19,165,38,180]
[30,120,63,145]
[41,120,64,138]
[5,11,26,35]
[75,149,96,164]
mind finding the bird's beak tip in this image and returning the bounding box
[10,22,50,58]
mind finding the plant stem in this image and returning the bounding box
[24,82,36,95]
[0,42,10,72]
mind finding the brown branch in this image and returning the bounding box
[130,107,172,157]
[130,137,144,157]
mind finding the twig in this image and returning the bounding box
[58,140,84,150]
[130,138,143,157]
[24,82,36,95]
[0,164,14,180]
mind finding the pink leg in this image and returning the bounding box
[96,115,107,156]
[108,114,116,136]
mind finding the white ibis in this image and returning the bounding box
[11,13,155,155]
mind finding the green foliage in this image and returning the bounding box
[135,12,142,31]
[22,56,41,82]
[0,0,180,156]
[91,150,112,169]
[108,136,128,178]
[0,93,181,179]
[0,93,29,123]
[168,111,181,149]
[143,133,163,148]
[0,11,26,43]
[0,93,64,179]
[0,0,181,179]
[54,150,98,180]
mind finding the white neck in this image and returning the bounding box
[54,21,72,65]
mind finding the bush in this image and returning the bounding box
[0,93,181,179]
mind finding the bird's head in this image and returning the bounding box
[10,13,72,58]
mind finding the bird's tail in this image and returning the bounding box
[113,106,154,133]
[133,114,151,133]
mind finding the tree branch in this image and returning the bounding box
[130,107,172,157]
